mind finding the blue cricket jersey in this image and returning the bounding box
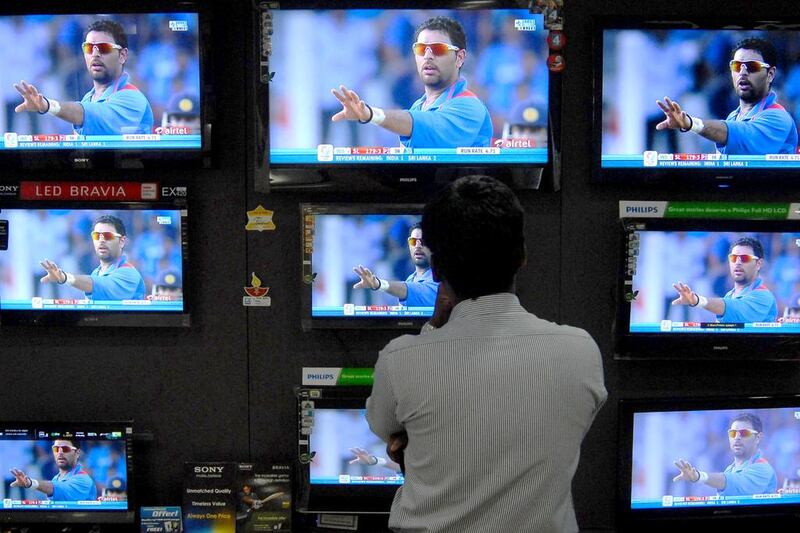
[50,463,97,501]
[87,253,146,301]
[75,71,154,135]
[718,277,777,323]
[401,268,438,308]
[719,450,777,496]
[717,91,798,155]
[400,77,492,148]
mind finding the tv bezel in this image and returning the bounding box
[0,197,191,328]
[0,1,210,170]
[300,202,430,331]
[617,395,800,531]
[260,1,555,192]
[592,17,800,188]
[0,419,136,526]
[296,387,397,515]
[615,217,800,361]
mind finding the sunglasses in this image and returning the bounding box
[728,253,759,264]
[52,445,77,453]
[407,237,425,247]
[91,231,123,241]
[729,60,771,73]
[727,428,759,439]
[82,42,123,55]
[412,42,459,57]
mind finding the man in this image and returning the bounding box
[502,98,548,146]
[13,19,154,135]
[366,175,607,532]
[9,439,97,501]
[672,236,777,323]
[39,214,146,301]
[102,476,127,501]
[352,223,438,308]
[655,37,797,155]
[152,270,184,300]
[161,92,201,133]
[331,16,492,148]
[673,413,777,496]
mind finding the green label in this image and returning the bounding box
[337,368,374,386]
[664,202,790,219]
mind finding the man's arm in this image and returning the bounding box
[352,265,408,300]
[365,353,403,442]
[14,81,85,126]
[40,259,94,294]
[671,281,725,316]
[673,459,726,490]
[10,468,55,497]
[656,96,728,145]
[331,85,412,136]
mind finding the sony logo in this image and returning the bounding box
[194,466,224,473]
[162,186,187,197]
[0,185,18,192]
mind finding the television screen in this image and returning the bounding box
[595,21,800,184]
[616,217,800,359]
[269,8,549,168]
[0,421,134,525]
[297,388,400,514]
[301,203,433,330]
[0,7,203,168]
[618,396,800,529]
[0,200,189,326]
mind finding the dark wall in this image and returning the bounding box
[3,0,800,531]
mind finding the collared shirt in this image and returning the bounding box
[76,71,154,135]
[367,293,607,533]
[719,450,777,496]
[87,253,145,301]
[400,77,493,148]
[717,91,798,155]
[718,277,777,323]
[50,463,97,501]
[401,268,438,308]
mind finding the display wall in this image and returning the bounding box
[2,0,800,531]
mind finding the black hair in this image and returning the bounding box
[732,37,777,71]
[409,222,422,238]
[731,413,763,433]
[413,16,467,51]
[93,215,127,236]
[421,175,525,300]
[86,19,128,49]
[729,236,764,259]
[53,438,81,449]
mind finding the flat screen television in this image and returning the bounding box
[265,3,551,189]
[301,203,433,330]
[0,420,135,525]
[594,19,800,186]
[0,194,189,327]
[615,215,800,359]
[0,3,207,169]
[618,396,800,531]
[296,387,402,514]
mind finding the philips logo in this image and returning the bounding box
[307,374,335,380]
[626,206,659,214]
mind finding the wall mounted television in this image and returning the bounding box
[301,203,433,330]
[264,2,551,190]
[0,420,135,526]
[0,2,208,169]
[0,188,190,327]
[296,387,402,515]
[594,18,800,186]
[616,209,800,360]
[618,395,800,531]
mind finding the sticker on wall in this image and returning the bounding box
[547,53,565,72]
[547,30,565,52]
[244,272,271,307]
[245,205,276,231]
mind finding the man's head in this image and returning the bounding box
[83,20,128,85]
[728,413,763,461]
[103,476,127,500]
[92,215,127,264]
[412,17,467,91]
[505,99,548,145]
[421,175,525,300]
[153,271,183,298]
[163,93,202,132]
[51,439,81,472]
[730,37,776,104]
[407,223,431,271]
[728,236,764,286]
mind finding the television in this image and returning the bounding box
[594,19,800,186]
[0,3,208,169]
[263,3,551,190]
[618,395,800,531]
[615,212,800,359]
[0,420,135,526]
[0,190,190,327]
[301,203,433,330]
[296,387,402,514]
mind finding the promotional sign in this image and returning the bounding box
[236,463,291,532]
[141,506,183,532]
[301,368,373,387]
[183,463,237,533]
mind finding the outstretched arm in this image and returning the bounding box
[352,265,408,300]
[331,85,413,137]
[14,80,85,126]
[671,281,725,316]
[656,96,728,144]
[672,459,726,490]
[10,468,55,496]
[40,259,94,293]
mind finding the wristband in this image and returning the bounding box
[370,106,386,126]
[65,272,76,286]
[26,478,39,490]
[57,269,68,284]
[48,98,62,116]
[696,295,708,308]
[695,470,708,484]
[375,457,387,467]
[371,278,381,291]
[690,116,704,134]
[378,278,389,292]
[38,96,51,115]
[679,114,692,133]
